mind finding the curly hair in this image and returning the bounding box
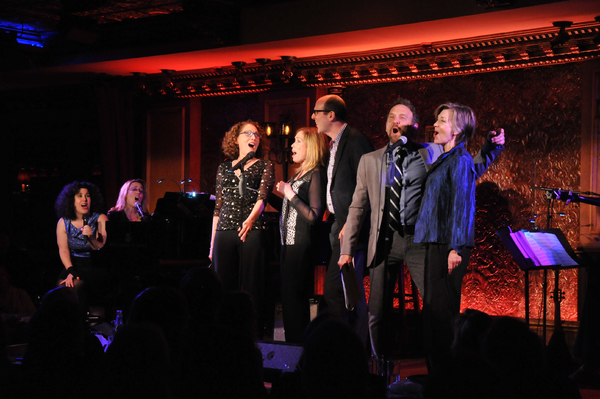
[55,181,105,220]
[112,179,149,212]
[221,120,264,160]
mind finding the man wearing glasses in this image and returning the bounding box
[312,94,373,344]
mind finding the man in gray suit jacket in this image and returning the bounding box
[339,98,504,359]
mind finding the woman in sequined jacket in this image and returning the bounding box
[275,127,329,343]
[209,120,275,333]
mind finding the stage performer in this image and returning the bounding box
[340,98,504,362]
[313,94,373,345]
[108,179,151,222]
[415,103,502,371]
[209,120,275,336]
[55,181,108,305]
[275,127,329,343]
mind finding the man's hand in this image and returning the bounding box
[338,254,353,269]
[338,223,346,246]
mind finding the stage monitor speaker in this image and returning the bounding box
[258,341,303,373]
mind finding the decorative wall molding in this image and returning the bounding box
[132,21,600,97]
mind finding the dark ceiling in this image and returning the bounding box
[1,0,599,95]
[0,0,295,71]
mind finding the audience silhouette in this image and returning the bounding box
[4,266,596,399]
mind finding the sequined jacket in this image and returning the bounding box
[214,159,275,230]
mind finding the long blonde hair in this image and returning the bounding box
[113,179,149,212]
[296,127,329,172]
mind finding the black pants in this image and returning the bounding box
[323,219,369,346]
[280,243,313,343]
[423,243,470,372]
[57,256,110,308]
[368,231,426,358]
[213,229,266,332]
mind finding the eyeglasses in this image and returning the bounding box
[312,109,331,116]
[129,188,145,193]
[240,131,261,139]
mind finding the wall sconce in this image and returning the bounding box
[17,167,30,192]
[281,121,292,137]
[550,21,572,48]
[263,122,278,138]
[264,121,294,169]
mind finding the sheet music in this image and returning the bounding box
[510,231,539,265]
[510,230,578,267]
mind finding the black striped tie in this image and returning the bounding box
[389,152,402,232]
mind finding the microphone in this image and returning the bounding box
[385,135,408,155]
[82,215,89,244]
[135,202,145,218]
[230,151,255,172]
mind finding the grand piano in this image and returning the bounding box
[93,191,214,289]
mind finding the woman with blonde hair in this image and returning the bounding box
[108,179,151,222]
[275,127,329,342]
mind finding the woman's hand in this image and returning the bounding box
[81,224,93,242]
[488,128,505,146]
[276,181,294,200]
[60,273,79,288]
[238,217,255,242]
[448,250,462,274]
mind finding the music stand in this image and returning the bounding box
[496,227,580,341]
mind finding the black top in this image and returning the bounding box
[214,159,275,231]
[280,167,326,246]
[107,209,152,222]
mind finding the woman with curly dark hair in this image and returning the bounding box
[209,120,275,335]
[55,181,108,302]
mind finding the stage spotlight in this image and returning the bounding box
[550,21,572,48]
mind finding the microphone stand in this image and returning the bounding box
[374,145,397,378]
[234,155,252,290]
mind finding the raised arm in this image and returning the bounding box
[473,128,505,179]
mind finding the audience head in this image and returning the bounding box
[113,178,148,212]
[128,286,188,359]
[180,266,223,323]
[424,351,504,399]
[104,323,172,399]
[300,316,369,399]
[55,181,104,220]
[222,120,264,160]
[215,291,258,342]
[483,316,546,374]
[451,308,492,355]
